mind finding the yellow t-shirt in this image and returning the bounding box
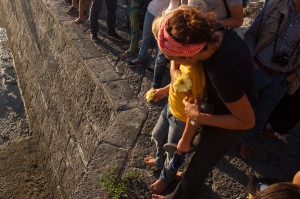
[168,62,206,122]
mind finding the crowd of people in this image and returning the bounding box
[65,0,300,198]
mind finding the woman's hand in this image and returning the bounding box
[182,96,201,122]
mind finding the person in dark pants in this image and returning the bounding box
[89,0,122,43]
[240,0,300,160]
[151,5,255,199]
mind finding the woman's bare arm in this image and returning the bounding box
[218,5,244,28]
[183,94,255,130]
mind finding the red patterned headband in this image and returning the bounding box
[157,19,206,57]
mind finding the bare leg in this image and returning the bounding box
[72,0,77,8]
[74,0,85,23]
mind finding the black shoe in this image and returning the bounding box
[66,6,78,14]
[145,63,154,74]
[127,59,143,67]
[107,32,123,42]
[91,34,101,43]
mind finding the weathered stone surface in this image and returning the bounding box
[71,143,128,199]
[128,135,156,169]
[61,21,88,40]
[103,107,148,149]
[73,39,103,60]
[102,79,143,111]
[85,58,121,83]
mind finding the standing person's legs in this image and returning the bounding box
[104,0,117,34]
[166,127,246,199]
[241,69,289,143]
[136,10,156,62]
[74,0,86,23]
[72,0,78,8]
[240,69,289,160]
[124,0,143,55]
[89,0,102,36]
[66,0,78,13]
[153,49,168,89]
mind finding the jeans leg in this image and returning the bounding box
[242,68,289,143]
[153,49,168,89]
[152,105,171,170]
[159,112,186,184]
[136,10,156,62]
[167,127,246,199]
[89,0,102,35]
[105,0,117,33]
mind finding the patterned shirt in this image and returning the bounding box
[244,0,300,77]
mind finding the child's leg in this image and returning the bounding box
[150,105,171,170]
[150,112,186,194]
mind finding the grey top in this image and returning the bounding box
[187,0,242,19]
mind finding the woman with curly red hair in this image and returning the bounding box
[150,6,255,198]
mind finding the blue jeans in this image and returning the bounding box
[90,0,117,35]
[242,68,289,143]
[152,49,168,89]
[152,104,186,184]
[137,10,157,62]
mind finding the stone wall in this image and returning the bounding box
[0,0,147,198]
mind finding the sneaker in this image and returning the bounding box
[66,6,78,14]
[107,32,123,42]
[145,63,155,74]
[127,59,143,67]
[91,34,101,43]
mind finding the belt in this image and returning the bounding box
[254,58,285,75]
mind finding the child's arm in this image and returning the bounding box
[177,118,197,154]
[152,85,170,102]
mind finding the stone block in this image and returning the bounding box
[103,107,147,149]
[72,39,102,60]
[102,79,142,111]
[46,0,74,22]
[85,58,121,83]
[71,143,127,199]
[60,21,87,40]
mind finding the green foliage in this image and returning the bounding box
[98,164,138,199]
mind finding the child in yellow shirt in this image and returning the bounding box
[145,61,205,194]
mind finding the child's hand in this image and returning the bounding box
[152,87,169,102]
[177,138,190,155]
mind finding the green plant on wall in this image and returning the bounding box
[98,164,138,199]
